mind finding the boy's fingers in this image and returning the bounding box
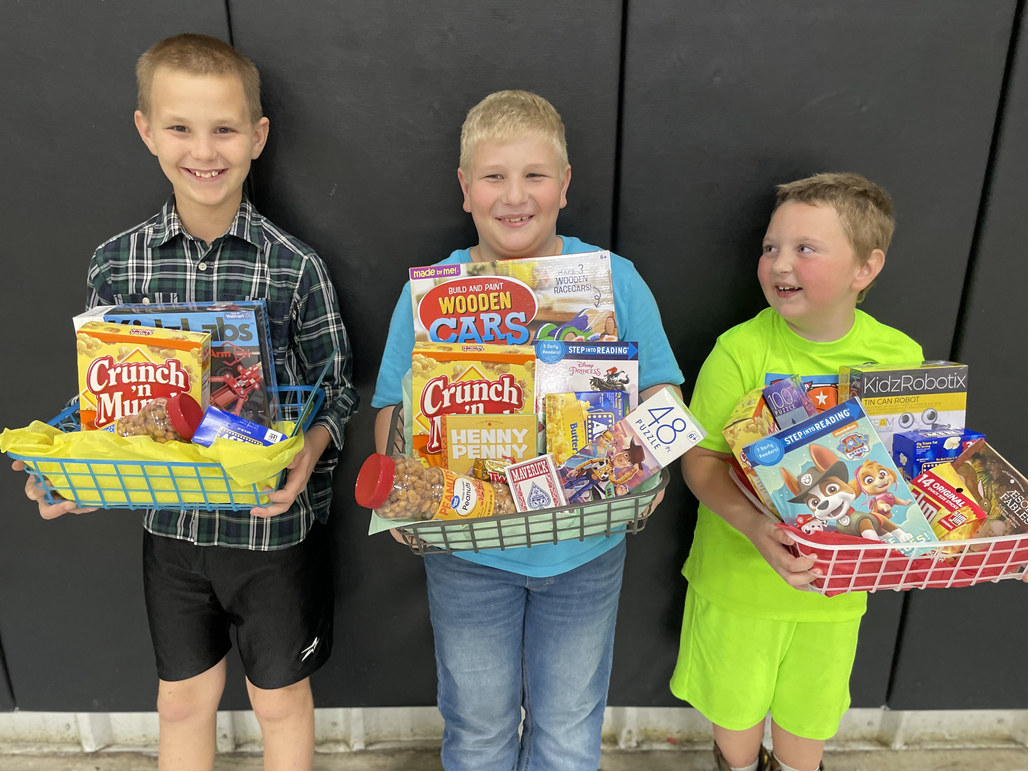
[11,460,25,472]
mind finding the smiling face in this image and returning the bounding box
[758,202,882,341]
[805,477,858,522]
[134,67,269,236]
[859,462,895,494]
[458,138,571,262]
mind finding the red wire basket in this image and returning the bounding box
[780,525,1028,596]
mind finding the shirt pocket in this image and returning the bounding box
[111,292,180,306]
[265,300,292,356]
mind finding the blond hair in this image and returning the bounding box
[775,173,895,302]
[136,34,262,123]
[460,90,568,175]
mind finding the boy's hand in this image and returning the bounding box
[741,516,822,589]
[11,460,99,518]
[251,426,332,518]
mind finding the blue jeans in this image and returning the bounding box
[424,540,626,771]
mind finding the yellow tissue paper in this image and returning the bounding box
[1,421,302,509]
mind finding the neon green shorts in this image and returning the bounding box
[669,586,860,740]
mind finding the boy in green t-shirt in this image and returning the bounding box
[673,173,923,771]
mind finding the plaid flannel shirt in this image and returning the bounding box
[84,196,358,549]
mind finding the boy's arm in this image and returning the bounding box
[252,254,358,518]
[684,340,820,587]
[681,447,819,588]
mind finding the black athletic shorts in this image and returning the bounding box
[142,524,333,690]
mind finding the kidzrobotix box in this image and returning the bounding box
[743,398,938,550]
[838,362,967,453]
[76,321,210,431]
[411,342,536,466]
[409,251,618,345]
[557,387,706,504]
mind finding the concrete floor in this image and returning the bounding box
[0,747,1026,771]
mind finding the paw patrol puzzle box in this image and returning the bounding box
[409,251,617,345]
[838,362,967,453]
[742,398,938,550]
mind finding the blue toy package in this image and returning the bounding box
[98,301,280,427]
[574,390,629,442]
[192,406,286,448]
[893,428,986,481]
[743,398,938,552]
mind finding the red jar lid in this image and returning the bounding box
[355,454,397,510]
[166,393,203,441]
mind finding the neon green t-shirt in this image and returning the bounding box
[684,307,923,622]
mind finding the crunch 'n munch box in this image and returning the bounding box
[76,321,210,431]
[411,342,536,466]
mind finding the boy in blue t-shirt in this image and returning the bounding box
[372,90,683,770]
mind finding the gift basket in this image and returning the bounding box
[3,302,332,512]
[725,367,1028,594]
[357,252,705,555]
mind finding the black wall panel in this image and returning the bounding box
[227,0,624,708]
[0,0,1025,714]
[0,2,231,711]
[614,1,1018,708]
[889,3,1028,711]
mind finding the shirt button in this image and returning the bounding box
[198,263,208,271]
[142,298,151,304]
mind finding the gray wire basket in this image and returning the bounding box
[382,404,669,556]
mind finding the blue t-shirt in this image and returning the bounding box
[372,236,684,576]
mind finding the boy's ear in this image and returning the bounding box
[457,167,472,214]
[853,248,885,292]
[250,117,270,160]
[134,110,158,157]
[559,164,571,209]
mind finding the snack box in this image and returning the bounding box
[909,462,987,548]
[439,413,537,476]
[952,439,1028,541]
[545,391,630,465]
[763,375,819,430]
[76,321,210,431]
[557,387,706,504]
[94,301,280,427]
[191,406,286,448]
[506,454,567,512]
[743,398,938,551]
[409,251,618,344]
[722,386,779,514]
[411,342,536,466]
[838,361,968,453]
[892,428,986,481]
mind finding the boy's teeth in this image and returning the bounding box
[502,216,530,222]
[191,170,220,178]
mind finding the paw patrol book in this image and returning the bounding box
[742,398,938,552]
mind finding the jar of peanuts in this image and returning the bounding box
[114,394,203,443]
[355,453,516,521]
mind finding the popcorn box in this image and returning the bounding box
[838,362,968,453]
[743,398,938,551]
[76,321,210,431]
[892,427,986,481]
[545,391,629,465]
[722,386,779,514]
[439,413,537,476]
[909,462,987,547]
[506,454,567,512]
[411,342,536,466]
[409,251,618,345]
[557,387,706,504]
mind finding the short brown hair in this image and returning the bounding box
[775,173,895,302]
[460,91,567,176]
[136,34,262,123]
